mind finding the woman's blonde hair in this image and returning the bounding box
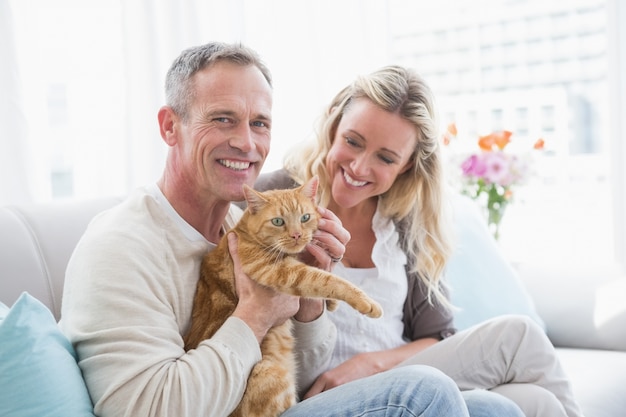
[284,65,452,305]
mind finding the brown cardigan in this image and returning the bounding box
[252,169,456,342]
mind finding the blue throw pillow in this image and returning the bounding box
[0,292,96,417]
[446,194,545,331]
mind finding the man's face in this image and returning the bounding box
[175,61,273,202]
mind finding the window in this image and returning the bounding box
[10,0,127,200]
[515,107,529,136]
[389,0,621,271]
[6,0,623,272]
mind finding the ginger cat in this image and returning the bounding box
[183,176,383,417]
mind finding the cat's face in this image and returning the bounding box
[243,176,320,255]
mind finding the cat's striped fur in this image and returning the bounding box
[183,176,382,417]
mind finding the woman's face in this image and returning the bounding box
[326,98,417,209]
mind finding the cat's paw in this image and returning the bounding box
[363,299,383,318]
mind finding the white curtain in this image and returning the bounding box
[118,0,251,192]
[0,1,40,204]
[118,0,390,181]
[1,0,388,204]
[608,0,626,265]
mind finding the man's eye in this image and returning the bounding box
[252,120,268,128]
[271,218,284,226]
[215,117,230,123]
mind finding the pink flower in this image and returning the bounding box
[461,154,486,178]
[483,151,511,186]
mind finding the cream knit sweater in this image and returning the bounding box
[60,185,336,417]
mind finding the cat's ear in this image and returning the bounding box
[243,184,269,214]
[301,175,319,202]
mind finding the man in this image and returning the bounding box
[60,41,472,417]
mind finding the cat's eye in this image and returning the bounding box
[301,213,311,223]
[271,218,285,226]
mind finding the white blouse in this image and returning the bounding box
[327,205,408,370]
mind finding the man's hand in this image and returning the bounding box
[229,233,300,343]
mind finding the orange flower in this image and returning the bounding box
[533,138,545,150]
[477,134,494,151]
[478,130,512,151]
[442,123,458,146]
[496,130,513,149]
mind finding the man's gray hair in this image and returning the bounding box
[165,42,272,120]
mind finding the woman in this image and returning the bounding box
[255,66,584,417]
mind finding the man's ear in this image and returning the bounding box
[158,106,178,146]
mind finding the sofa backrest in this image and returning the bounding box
[0,197,121,320]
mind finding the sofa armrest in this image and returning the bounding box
[517,262,626,351]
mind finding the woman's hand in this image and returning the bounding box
[303,338,439,399]
[304,352,385,399]
[302,206,351,271]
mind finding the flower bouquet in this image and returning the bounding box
[443,124,544,240]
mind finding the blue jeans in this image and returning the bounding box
[281,365,468,417]
[463,389,525,417]
[281,365,521,417]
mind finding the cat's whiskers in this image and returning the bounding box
[266,242,288,269]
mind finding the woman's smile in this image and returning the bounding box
[342,169,368,187]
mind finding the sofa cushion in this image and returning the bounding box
[557,348,626,417]
[446,194,545,330]
[519,262,626,351]
[0,197,122,321]
[0,292,95,417]
[0,207,51,318]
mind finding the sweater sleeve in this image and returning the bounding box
[402,269,456,341]
[291,309,337,397]
[255,169,299,192]
[397,219,457,342]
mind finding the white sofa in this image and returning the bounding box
[1,196,626,416]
